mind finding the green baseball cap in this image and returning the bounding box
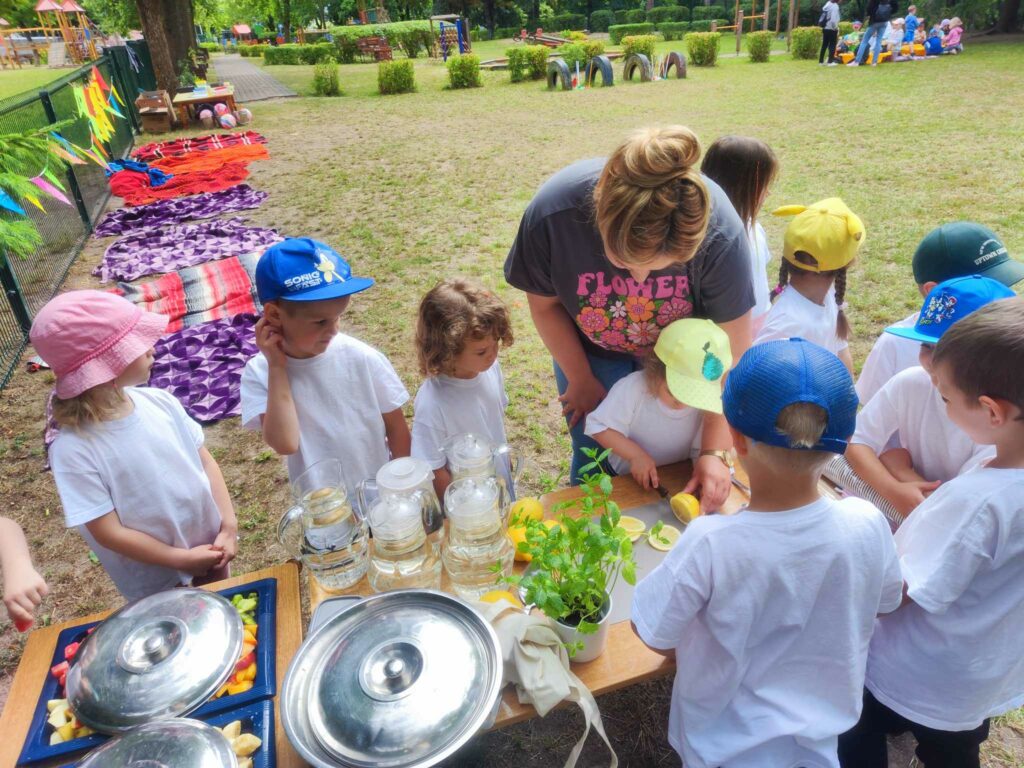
[912,222,1024,287]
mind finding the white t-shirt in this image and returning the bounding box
[748,222,773,323]
[855,312,920,405]
[411,361,509,470]
[584,371,703,476]
[866,467,1024,730]
[240,333,409,490]
[851,366,994,482]
[632,497,902,768]
[49,388,222,601]
[755,285,848,356]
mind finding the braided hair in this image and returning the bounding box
[833,267,851,341]
[771,259,791,301]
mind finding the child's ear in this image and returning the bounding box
[263,301,282,324]
[978,395,1016,426]
[729,427,749,456]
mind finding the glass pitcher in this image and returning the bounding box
[365,492,442,592]
[356,457,443,540]
[441,434,522,523]
[441,476,514,600]
[277,459,369,591]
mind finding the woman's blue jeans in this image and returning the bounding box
[856,22,886,63]
[553,353,642,485]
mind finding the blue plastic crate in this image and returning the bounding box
[19,578,278,766]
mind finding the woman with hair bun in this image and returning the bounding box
[505,125,754,506]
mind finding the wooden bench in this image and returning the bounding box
[356,35,393,61]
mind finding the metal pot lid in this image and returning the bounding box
[283,590,503,768]
[77,718,239,768]
[376,457,434,494]
[67,588,244,733]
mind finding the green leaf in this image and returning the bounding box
[623,561,637,585]
[599,475,613,497]
[576,619,598,635]
[87,551,100,565]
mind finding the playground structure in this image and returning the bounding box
[430,15,471,60]
[354,0,391,25]
[519,28,571,47]
[0,0,99,68]
[547,49,687,89]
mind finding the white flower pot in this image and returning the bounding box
[552,595,612,663]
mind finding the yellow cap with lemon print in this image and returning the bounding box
[773,197,865,273]
[653,318,732,414]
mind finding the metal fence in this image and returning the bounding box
[0,41,154,388]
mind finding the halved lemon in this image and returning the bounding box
[618,515,646,542]
[480,589,524,609]
[648,524,680,552]
[670,492,701,524]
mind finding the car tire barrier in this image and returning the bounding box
[622,53,654,82]
[660,51,687,79]
[547,58,572,90]
[585,55,614,86]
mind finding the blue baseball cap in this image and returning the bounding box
[255,238,374,303]
[885,274,1015,345]
[723,339,858,454]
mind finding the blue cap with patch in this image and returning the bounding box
[723,338,858,454]
[885,274,1014,345]
[255,238,375,303]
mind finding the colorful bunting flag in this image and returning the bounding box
[30,176,71,206]
[0,189,26,215]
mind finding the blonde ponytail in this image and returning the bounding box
[594,126,711,267]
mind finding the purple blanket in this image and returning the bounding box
[148,313,260,423]
[95,217,283,283]
[93,184,269,237]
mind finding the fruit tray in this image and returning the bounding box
[18,578,278,766]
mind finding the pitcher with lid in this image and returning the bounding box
[442,476,514,600]
[365,493,442,592]
[356,457,443,538]
[277,458,370,591]
[441,433,522,520]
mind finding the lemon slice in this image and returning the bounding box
[648,524,680,552]
[670,492,701,524]
[479,590,524,609]
[618,515,646,541]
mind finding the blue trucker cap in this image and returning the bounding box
[723,338,858,454]
[885,274,1015,345]
[255,238,374,303]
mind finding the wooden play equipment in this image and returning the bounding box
[0,0,98,68]
[712,5,771,54]
[356,34,392,61]
[430,14,471,59]
[519,28,570,47]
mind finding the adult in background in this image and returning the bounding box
[504,126,754,507]
[819,0,842,65]
[850,0,896,66]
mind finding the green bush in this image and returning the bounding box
[609,22,656,44]
[561,30,589,41]
[583,39,605,59]
[495,26,519,38]
[838,20,854,36]
[332,21,435,62]
[589,10,614,31]
[312,62,341,95]
[506,44,548,82]
[199,41,221,52]
[622,34,657,59]
[550,12,586,30]
[263,44,301,64]
[556,42,588,70]
[394,26,434,58]
[378,59,415,94]
[613,10,628,24]
[238,45,264,57]
[446,53,481,88]
[688,20,716,31]
[686,31,720,65]
[647,6,689,24]
[692,4,727,19]
[625,9,647,23]
[300,42,336,64]
[790,26,822,59]
[746,29,773,61]
[659,21,689,39]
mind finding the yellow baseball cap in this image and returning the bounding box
[654,318,732,414]
[773,197,866,272]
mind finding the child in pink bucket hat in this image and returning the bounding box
[31,291,238,600]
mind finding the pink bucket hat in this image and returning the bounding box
[30,290,168,399]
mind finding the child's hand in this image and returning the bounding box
[179,545,224,576]
[3,564,48,630]
[255,316,288,368]
[891,479,942,516]
[212,525,238,570]
[686,454,731,513]
[630,452,659,490]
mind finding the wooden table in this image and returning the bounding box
[308,462,765,730]
[172,85,238,126]
[0,562,304,768]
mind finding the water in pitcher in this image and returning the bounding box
[299,486,369,590]
[442,477,513,600]
[366,495,441,592]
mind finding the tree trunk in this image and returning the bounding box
[996,0,1020,31]
[484,0,496,34]
[135,0,196,96]
[280,0,291,41]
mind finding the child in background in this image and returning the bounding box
[840,297,1024,768]
[586,319,731,492]
[241,238,410,493]
[632,339,902,768]
[411,279,514,499]
[903,5,920,53]
[942,16,964,52]
[886,18,905,57]
[32,291,237,601]
[1,517,49,631]
[924,26,941,52]
[847,276,1012,516]
[838,20,863,53]
[755,197,865,373]
[856,222,1022,405]
[701,136,780,334]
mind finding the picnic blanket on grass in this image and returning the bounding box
[110,162,250,206]
[133,131,267,162]
[110,253,261,332]
[149,143,269,174]
[96,217,282,283]
[93,184,268,237]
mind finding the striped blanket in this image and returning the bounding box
[110,252,262,332]
[133,131,267,162]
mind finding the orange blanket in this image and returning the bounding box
[149,143,270,174]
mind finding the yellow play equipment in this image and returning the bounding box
[0,0,99,69]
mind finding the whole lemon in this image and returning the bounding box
[670,492,701,524]
[509,497,544,526]
[507,525,532,562]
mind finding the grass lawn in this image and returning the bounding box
[2,38,1024,766]
[0,66,66,100]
